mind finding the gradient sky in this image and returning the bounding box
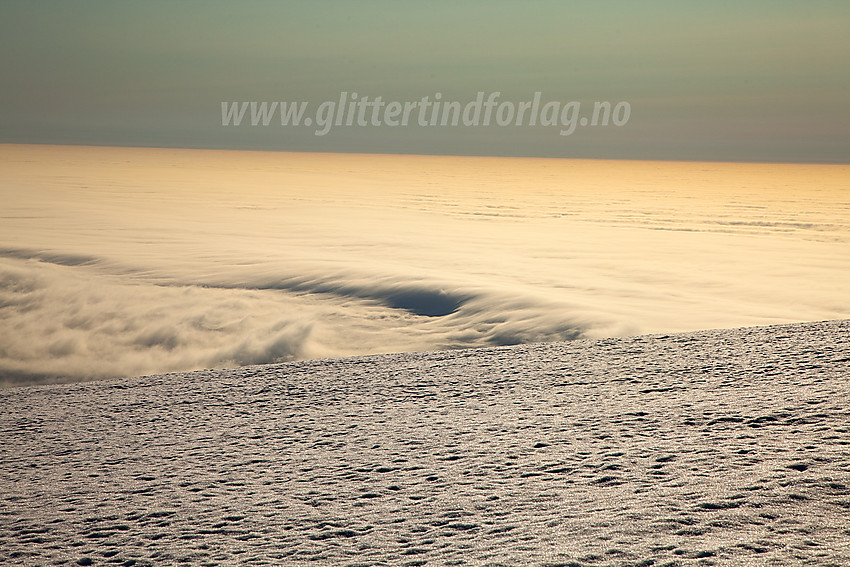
[1,1,848,162]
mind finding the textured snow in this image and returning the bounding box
[2,320,849,566]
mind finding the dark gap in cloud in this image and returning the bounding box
[191,276,472,318]
[380,289,463,317]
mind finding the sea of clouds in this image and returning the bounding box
[1,145,847,385]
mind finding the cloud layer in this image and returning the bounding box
[1,145,848,385]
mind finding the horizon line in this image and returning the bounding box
[2,141,849,167]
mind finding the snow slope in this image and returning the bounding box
[2,320,849,566]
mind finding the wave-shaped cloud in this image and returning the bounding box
[0,251,620,386]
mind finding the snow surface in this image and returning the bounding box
[2,320,849,566]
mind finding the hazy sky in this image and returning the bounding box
[1,1,848,162]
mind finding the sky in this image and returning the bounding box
[1,0,849,162]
